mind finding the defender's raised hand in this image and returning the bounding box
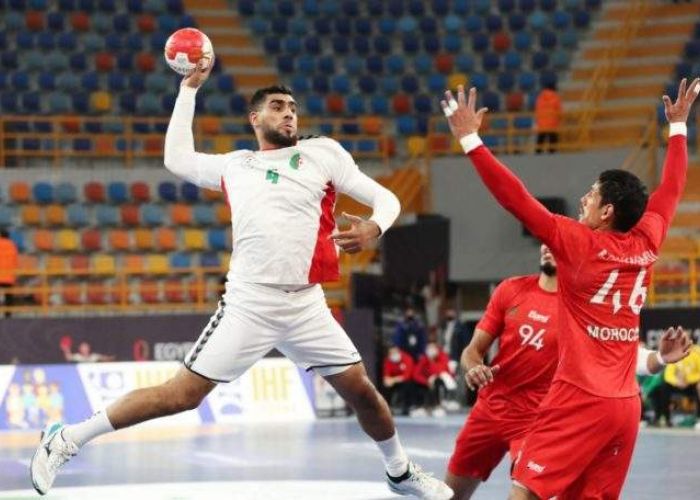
[441,85,488,140]
[663,77,700,124]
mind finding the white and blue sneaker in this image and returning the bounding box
[29,423,78,495]
[386,461,453,500]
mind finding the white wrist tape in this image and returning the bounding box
[460,133,483,154]
[669,122,687,137]
[443,98,458,117]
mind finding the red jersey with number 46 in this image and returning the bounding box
[467,134,687,398]
[477,275,559,414]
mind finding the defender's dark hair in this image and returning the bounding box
[597,169,648,232]
[0,228,8,238]
[248,85,294,112]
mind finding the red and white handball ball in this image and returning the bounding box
[164,28,214,76]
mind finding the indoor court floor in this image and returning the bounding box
[1,416,698,499]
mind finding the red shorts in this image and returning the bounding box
[448,399,536,481]
[511,381,641,500]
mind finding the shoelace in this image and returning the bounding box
[46,437,76,473]
[409,464,438,488]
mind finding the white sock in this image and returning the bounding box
[376,432,410,477]
[62,411,114,448]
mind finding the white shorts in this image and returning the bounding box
[184,280,362,383]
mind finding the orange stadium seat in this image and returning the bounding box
[62,282,84,305]
[215,204,231,225]
[46,204,66,226]
[447,72,469,90]
[95,136,116,155]
[81,228,102,251]
[95,52,115,72]
[21,205,42,226]
[361,116,382,135]
[60,117,80,133]
[136,52,156,72]
[137,14,156,33]
[108,229,130,251]
[45,255,68,274]
[57,229,79,252]
[202,188,222,202]
[18,254,39,272]
[130,182,151,203]
[87,282,112,305]
[25,11,45,31]
[171,204,192,225]
[138,279,161,304]
[156,227,177,251]
[200,117,221,135]
[10,182,31,204]
[164,278,195,303]
[144,137,163,154]
[70,12,90,32]
[123,254,144,274]
[90,91,112,113]
[134,228,154,251]
[33,230,54,252]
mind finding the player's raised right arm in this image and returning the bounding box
[164,58,226,191]
[442,86,557,245]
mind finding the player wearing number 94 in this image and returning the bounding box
[444,244,692,500]
[442,77,700,500]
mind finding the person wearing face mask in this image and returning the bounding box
[412,341,456,417]
[383,346,415,416]
[444,245,692,500]
[393,308,428,362]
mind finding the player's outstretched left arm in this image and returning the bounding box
[164,57,227,191]
[442,85,557,245]
[637,326,692,375]
[646,78,700,226]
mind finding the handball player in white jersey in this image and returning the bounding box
[30,60,453,499]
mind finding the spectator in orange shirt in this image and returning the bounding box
[383,346,415,416]
[534,83,562,154]
[0,228,19,318]
[413,341,457,417]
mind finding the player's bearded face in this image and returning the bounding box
[254,95,298,147]
[539,245,557,276]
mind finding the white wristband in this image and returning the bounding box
[656,350,667,367]
[669,122,687,137]
[460,133,483,154]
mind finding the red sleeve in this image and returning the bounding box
[383,359,393,378]
[401,354,414,379]
[476,280,511,337]
[637,135,687,246]
[413,357,429,386]
[467,146,557,246]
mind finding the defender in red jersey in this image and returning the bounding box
[441,78,699,499]
[446,245,558,498]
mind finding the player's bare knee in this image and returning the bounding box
[348,378,382,412]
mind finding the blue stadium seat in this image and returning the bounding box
[561,29,578,49]
[117,53,134,71]
[514,116,534,129]
[312,75,330,94]
[486,15,503,33]
[398,16,418,34]
[11,72,29,91]
[423,35,441,54]
[9,229,25,252]
[22,92,41,113]
[402,35,420,54]
[472,32,489,52]
[142,203,164,226]
[509,12,526,31]
[126,33,143,51]
[346,94,365,115]
[81,72,99,91]
[540,31,558,50]
[529,11,548,31]
[284,36,302,55]
[96,205,119,226]
[181,183,199,203]
[130,74,146,92]
[48,92,71,113]
[270,18,288,35]
[263,37,281,54]
[33,183,54,204]
[400,75,419,93]
[396,116,416,135]
[157,13,179,32]
[378,18,396,35]
[408,0,424,16]
[158,181,177,202]
[290,75,309,94]
[355,17,372,36]
[386,54,405,75]
[540,71,558,88]
[127,0,142,12]
[304,36,321,55]
[414,94,432,114]
[56,183,77,204]
[206,94,227,115]
[374,36,392,55]
[99,0,116,11]
[419,17,437,34]
[427,73,447,93]
[465,15,483,33]
[553,10,571,29]
[482,52,501,72]
[318,55,335,74]
[108,182,128,204]
[552,50,569,70]
[470,73,489,91]
[312,17,331,35]
[331,36,349,54]
[444,34,462,54]
[16,31,34,50]
[518,72,537,91]
[514,31,532,52]
[353,36,371,56]
[149,31,168,51]
[541,0,557,11]
[414,53,433,74]
[497,72,516,92]
[387,0,404,17]
[573,10,590,28]
[137,94,160,115]
[381,75,400,94]
[25,51,44,72]
[146,73,169,93]
[37,32,55,50]
[532,51,550,70]
[170,252,192,269]
[358,75,377,94]
[455,54,474,73]
[248,17,267,35]
[298,54,316,74]
[367,0,383,16]
[331,74,351,94]
[1,52,18,70]
[58,32,77,50]
[370,95,389,114]
[504,51,522,71]
[194,205,215,226]
[34,121,52,133]
[278,0,295,16]
[302,0,320,16]
[0,207,13,228]
[334,17,351,36]
[200,252,220,268]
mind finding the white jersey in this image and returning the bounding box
[164,86,400,285]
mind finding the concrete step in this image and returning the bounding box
[570,62,676,80]
[217,46,263,56]
[206,27,249,36]
[581,33,689,50]
[211,34,256,49]
[594,21,693,41]
[562,81,666,101]
[233,74,280,88]
[572,55,678,69]
[581,39,686,60]
[196,14,241,29]
[606,2,700,21]
[566,96,658,110]
[218,53,269,68]
[565,74,671,90]
[183,0,228,9]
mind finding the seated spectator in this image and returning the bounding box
[412,341,457,417]
[650,344,700,428]
[382,346,415,416]
[392,308,427,362]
